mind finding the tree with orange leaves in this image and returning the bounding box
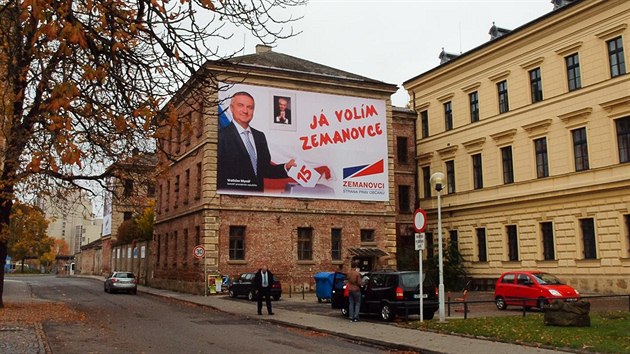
[0,0,305,307]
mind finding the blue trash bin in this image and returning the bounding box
[314,272,334,303]
[314,272,346,303]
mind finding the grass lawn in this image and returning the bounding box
[405,311,630,353]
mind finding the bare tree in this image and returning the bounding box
[0,0,305,308]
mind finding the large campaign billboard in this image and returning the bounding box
[217,83,389,202]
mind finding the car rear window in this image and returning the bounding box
[399,273,420,288]
[116,273,134,278]
[501,273,515,284]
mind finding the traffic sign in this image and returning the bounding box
[413,208,427,232]
[415,233,425,251]
[193,245,206,259]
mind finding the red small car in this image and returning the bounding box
[494,270,580,310]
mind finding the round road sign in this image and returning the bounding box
[413,209,427,233]
[193,245,206,259]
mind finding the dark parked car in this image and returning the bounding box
[228,272,282,301]
[104,271,138,294]
[331,270,438,321]
[494,270,580,310]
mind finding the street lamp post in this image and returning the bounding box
[430,172,446,322]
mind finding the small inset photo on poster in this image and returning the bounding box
[270,93,296,132]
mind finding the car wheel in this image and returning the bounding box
[317,297,322,303]
[248,290,256,301]
[495,296,507,310]
[228,289,237,298]
[273,295,280,301]
[340,307,348,317]
[537,298,548,309]
[380,303,394,322]
[423,310,435,320]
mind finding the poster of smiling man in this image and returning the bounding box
[217,83,389,202]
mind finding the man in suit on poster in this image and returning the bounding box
[217,91,296,192]
[273,96,292,124]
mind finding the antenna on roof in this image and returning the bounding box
[459,22,462,54]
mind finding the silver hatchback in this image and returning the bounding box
[104,271,138,294]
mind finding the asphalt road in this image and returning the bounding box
[22,276,394,354]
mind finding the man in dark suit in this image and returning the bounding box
[273,96,291,124]
[217,91,295,191]
[254,265,274,315]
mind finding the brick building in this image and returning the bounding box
[151,45,401,294]
[404,0,630,293]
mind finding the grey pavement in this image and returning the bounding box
[2,275,571,354]
[1,278,52,354]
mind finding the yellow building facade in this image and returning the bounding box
[404,0,629,294]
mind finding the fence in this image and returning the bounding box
[446,294,630,320]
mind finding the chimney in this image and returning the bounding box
[256,44,272,54]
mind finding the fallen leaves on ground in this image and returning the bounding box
[0,302,85,325]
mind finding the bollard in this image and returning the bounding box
[447,295,451,317]
[464,302,468,319]
[522,299,527,317]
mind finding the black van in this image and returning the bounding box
[331,270,439,321]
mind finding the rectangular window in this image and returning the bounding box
[421,110,429,138]
[172,231,178,267]
[165,180,170,211]
[625,215,630,257]
[183,228,189,266]
[580,218,597,259]
[541,221,555,260]
[449,230,459,251]
[444,101,453,131]
[174,175,180,208]
[175,121,182,153]
[185,113,192,146]
[472,153,483,189]
[195,111,203,138]
[360,229,375,243]
[507,225,518,261]
[616,117,630,163]
[566,53,581,91]
[608,36,626,78]
[297,227,313,260]
[422,166,431,198]
[477,228,487,262]
[229,226,245,260]
[397,136,408,164]
[497,80,509,113]
[425,232,434,260]
[446,160,456,193]
[184,169,190,204]
[156,234,161,266]
[331,228,342,261]
[123,179,133,197]
[147,183,156,198]
[469,91,479,123]
[163,233,168,268]
[398,185,411,213]
[157,184,162,214]
[501,146,514,184]
[534,137,549,178]
[195,162,202,199]
[529,68,543,103]
[572,127,589,171]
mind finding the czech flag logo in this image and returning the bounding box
[343,160,384,179]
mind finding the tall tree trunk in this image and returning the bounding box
[0,199,13,308]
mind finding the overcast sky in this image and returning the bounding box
[238,0,556,107]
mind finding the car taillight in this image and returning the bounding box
[395,286,404,300]
[435,287,439,297]
[111,278,118,283]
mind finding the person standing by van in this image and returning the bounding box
[347,261,362,322]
